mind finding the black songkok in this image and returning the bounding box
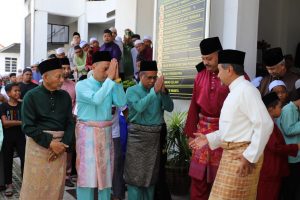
[140,61,158,71]
[262,92,279,108]
[38,58,62,75]
[199,37,223,55]
[92,51,112,64]
[263,47,284,67]
[218,49,245,65]
[60,57,70,65]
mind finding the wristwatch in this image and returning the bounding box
[115,78,122,83]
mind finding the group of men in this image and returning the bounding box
[17,48,173,200]
[58,28,153,82]
[2,24,298,200]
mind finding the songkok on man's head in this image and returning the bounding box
[60,57,70,65]
[262,92,279,108]
[89,37,98,43]
[218,49,245,65]
[263,47,284,67]
[38,58,62,75]
[143,35,152,41]
[56,47,65,55]
[92,51,112,64]
[79,41,88,48]
[140,61,158,71]
[200,37,223,55]
[73,32,80,37]
[134,40,143,46]
[109,27,117,33]
[269,80,286,92]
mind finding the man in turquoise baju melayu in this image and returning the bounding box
[124,60,174,200]
[75,51,126,200]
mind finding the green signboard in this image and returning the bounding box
[156,0,207,99]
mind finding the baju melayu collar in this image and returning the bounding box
[229,75,245,91]
[126,81,174,126]
[76,75,126,121]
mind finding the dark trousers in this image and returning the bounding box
[0,152,5,186]
[2,132,26,185]
[112,137,126,199]
[281,162,300,200]
[154,123,172,200]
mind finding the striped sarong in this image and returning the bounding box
[20,131,66,200]
[75,120,114,190]
[209,142,263,200]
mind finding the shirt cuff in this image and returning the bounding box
[206,130,221,150]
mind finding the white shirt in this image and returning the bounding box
[206,76,273,163]
[131,47,138,79]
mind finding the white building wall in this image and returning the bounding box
[0,53,21,75]
[115,0,138,34]
[136,0,155,38]
[35,0,85,17]
[86,0,116,23]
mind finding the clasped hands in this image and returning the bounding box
[154,75,167,93]
[48,140,69,162]
[107,58,120,81]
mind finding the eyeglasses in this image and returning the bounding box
[145,75,158,80]
[75,51,81,54]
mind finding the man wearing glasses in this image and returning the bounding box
[124,61,174,200]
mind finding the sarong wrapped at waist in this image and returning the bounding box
[189,114,223,182]
[76,120,113,190]
[124,123,162,187]
[20,131,66,200]
[209,142,263,200]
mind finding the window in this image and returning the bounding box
[5,57,17,72]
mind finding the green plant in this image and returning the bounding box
[122,79,136,90]
[166,112,191,167]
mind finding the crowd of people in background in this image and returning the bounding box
[0,26,300,200]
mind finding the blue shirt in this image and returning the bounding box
[277,101,300,163]
[76,76,126,121]
[126,82,174,126]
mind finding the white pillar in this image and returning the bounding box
[78,14,88,42]
[222,0,260,79]
[32,10,48,64]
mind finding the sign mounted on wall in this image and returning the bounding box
[155,0,209,99]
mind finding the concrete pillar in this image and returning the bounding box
[32,10,48,64]
[115,0,138,33]
[222,0,260,79]
[78,14,88,42]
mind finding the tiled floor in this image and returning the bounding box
[0,158,189,200]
